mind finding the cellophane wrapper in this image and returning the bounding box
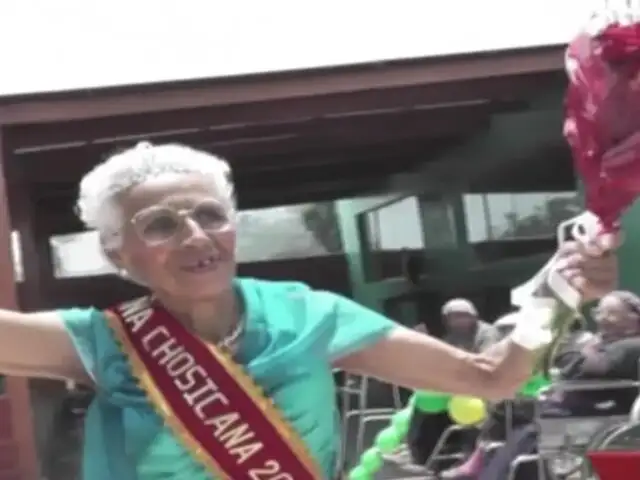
[564,18,640,230]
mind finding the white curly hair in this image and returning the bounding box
[76,141,235,249]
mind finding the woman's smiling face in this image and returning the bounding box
[110,173,237,300]
[593,293,640,341]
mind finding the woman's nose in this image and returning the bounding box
[181,218,211,245]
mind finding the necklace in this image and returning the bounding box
[219,315,245,351]
[152,296,244,351]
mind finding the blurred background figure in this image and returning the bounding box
[442,298,499,353]
[407,298,500,468]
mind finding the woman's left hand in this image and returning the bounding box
[555,232,620,302]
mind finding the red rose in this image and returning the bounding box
[564,22,640,230]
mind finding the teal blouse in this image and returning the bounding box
[60,278,398,479]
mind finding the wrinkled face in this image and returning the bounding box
[593,294,640,341]
[109,174,236,300]
[444,312,477,333]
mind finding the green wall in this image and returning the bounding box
[619,202,640,294]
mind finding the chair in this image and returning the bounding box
[422,399,518,475]
[506,454,543,480]
[334,370,404,467]
[381,443,432,479]
[593,420,640,450]
[352,412,433,479]
[423,423,478,473]
[509,377,640,480]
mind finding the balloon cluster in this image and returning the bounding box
[347,374,550,479]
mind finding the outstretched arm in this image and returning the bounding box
[334,321,537,401]
[0,310,89,383]
[333,232,618,400]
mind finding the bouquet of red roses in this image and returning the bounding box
[565,8,640,230]
[513,6,640,375]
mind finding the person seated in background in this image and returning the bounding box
[545,290,640,415]
[441,290,640,480]
[407,299,500,466]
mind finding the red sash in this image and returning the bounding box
[105,296,323,480]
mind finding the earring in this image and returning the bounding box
[118,269,129,278]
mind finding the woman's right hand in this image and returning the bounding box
[555,232,620,302]
[0,310,89,383]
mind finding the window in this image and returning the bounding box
[420,198,457,248]
[49,202,343,277]
[50,231,116,278]
[236,202,342,263]
[463,191,580,243]
[360,196,427,281]
[363,197,424,251]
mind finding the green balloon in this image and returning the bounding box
[391,408,412,435]
[374,426,402,452]
[413,391,450,413]
[519,374,551,397]
[348,465,372,480]
[360,448,383,473]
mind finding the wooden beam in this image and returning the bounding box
[0,47,564,127]
[6,161,54,309]
[3,75,553,150]
[22,131,472,185]
[0,128,39,480]
[11,100,494,152]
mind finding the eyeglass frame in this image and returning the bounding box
[128,198,234,247]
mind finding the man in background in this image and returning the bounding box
[407,298,500,467]
[442,298,500,353]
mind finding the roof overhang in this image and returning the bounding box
[0,46,568,209]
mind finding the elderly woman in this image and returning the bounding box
[0,142,616,479]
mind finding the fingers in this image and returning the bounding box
[558,231,622,259]
[561,258,617,286]
[577,232,621,257]
[555,237,619,299]
[595,232,623,252]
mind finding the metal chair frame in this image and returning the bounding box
[512,375,640,480]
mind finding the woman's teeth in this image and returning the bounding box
[182,256,217,272]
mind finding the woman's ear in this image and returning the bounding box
[100,236,125,272]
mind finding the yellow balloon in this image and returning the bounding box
[448,396,487,425]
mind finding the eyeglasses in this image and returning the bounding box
[130,199,230,246]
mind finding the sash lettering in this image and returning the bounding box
[106,297,322,480]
